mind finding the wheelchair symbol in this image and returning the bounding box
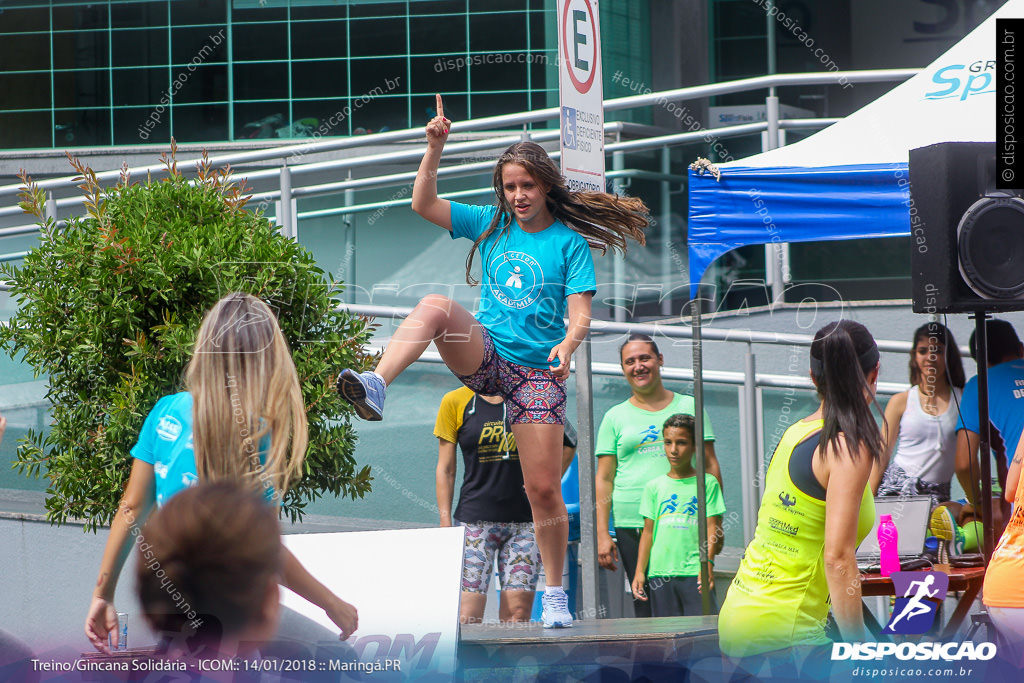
[562,106,577,150]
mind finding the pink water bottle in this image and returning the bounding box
[878,514,900,577]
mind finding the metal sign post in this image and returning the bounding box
[558,0,605,619]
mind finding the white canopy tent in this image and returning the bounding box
[686,2,1015,566]
[687,2,1007,292]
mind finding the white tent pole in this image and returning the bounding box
[691,297,713,615]
[764,94,787,302]
[661,148,672,316]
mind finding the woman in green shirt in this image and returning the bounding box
[595,333,722,617]
[719,320,883,675]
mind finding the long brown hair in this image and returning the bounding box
[186,292,307,498]
[908,322,965,389]
[465,141,649,284]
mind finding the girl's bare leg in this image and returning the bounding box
[375,295,485,383]
[511,422,567,586]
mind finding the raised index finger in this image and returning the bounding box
[436,94,445,120]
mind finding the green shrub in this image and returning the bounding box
[2,146,375,529]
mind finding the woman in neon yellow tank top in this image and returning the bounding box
[719,320,884,670]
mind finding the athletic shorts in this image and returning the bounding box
[458,521,540,594]
[455,326,566,425]
[648,575,717,617]
[876,461,951,508]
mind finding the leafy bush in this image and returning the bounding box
[2,146,374,529]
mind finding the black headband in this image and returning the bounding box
[809,344,879,378]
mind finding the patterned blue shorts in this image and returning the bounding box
[455,326,566,425]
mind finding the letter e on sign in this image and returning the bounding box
[562,0,598,94]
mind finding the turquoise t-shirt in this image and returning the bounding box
[638,473,725,577]
[131,392,198,508]
[595,393,716,528]
[449,202,597,370]
[131,391,275,507]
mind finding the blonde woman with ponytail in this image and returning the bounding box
[85,293,357,653]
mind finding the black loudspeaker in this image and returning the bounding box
[910,142,1024,314]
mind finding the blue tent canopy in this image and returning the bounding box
[688,163,912,297]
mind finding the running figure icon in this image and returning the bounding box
[887,574,939,630]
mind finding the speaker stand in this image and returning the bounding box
[970,311,996,563]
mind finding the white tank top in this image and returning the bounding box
[892,385,962,485]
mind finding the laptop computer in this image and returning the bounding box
[856,495,933,572]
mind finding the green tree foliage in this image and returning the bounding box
[2,146,375,529]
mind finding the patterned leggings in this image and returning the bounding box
[459,521,540,593]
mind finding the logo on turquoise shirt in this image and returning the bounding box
[489,251,543,309]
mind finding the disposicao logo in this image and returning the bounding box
[884,570,948,635]
[831,641,996,662]
[831,571,996,663]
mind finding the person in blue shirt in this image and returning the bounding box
[954,318,1020,534]
[338,94,649,628]
[85,293,358,652]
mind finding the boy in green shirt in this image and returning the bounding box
[631,414,725,616]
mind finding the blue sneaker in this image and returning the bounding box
[336,369,386,421]
[541,590,573,628]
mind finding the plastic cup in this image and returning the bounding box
[108,612,128,651]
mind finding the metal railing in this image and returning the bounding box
[0,118,827,235]
[338,302,920,619]
[0,68,919,329]
[0,67,917,235]
[0,68,916,199]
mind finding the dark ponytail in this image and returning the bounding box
[809,320,883,463]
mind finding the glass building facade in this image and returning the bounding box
[0,0,1011,303]
[0,0,655,149]
[0,0,1013,573]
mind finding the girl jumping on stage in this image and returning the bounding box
[338,94,648,628]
